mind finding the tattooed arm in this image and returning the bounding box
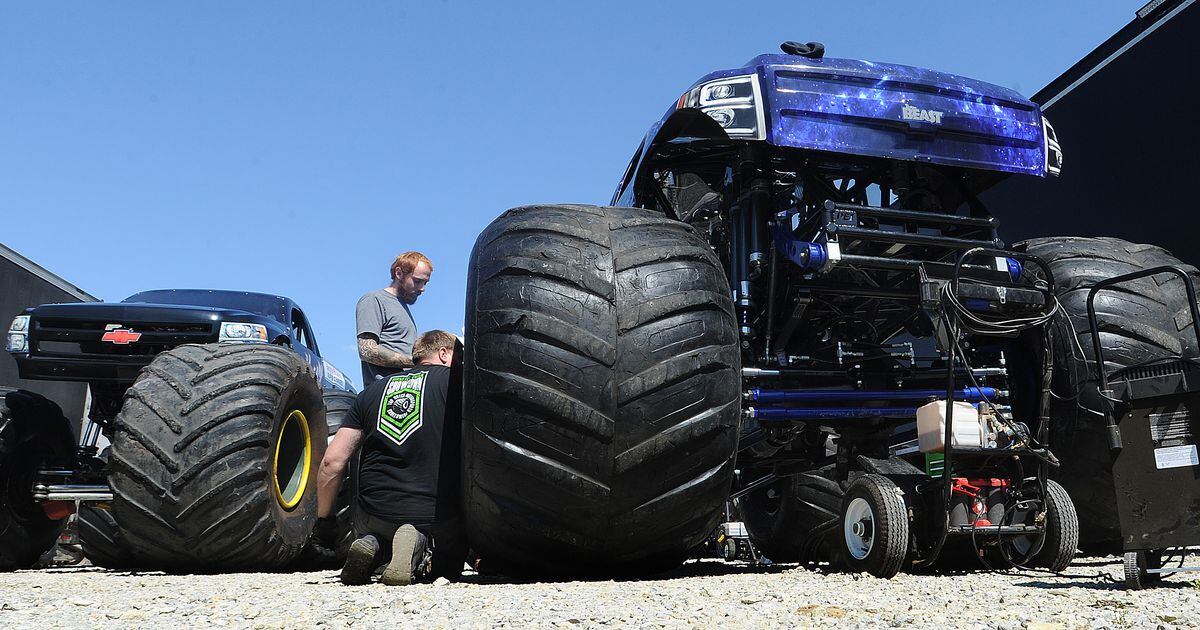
[317,426,364,518]
[357,334,413,368]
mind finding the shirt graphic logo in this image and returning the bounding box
[377,372,427,446]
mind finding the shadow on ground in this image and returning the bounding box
[458,557,802,586]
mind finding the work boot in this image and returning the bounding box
[340,535,380,585]
[380,524,428,586]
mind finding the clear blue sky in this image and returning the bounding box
[1,1,1140,388]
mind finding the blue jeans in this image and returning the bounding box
[352,506,467,581]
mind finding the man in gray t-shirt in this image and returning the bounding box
[356,251,433,384]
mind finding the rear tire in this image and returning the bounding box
[840,474,908,578]
[110,343,326,572]
[0,392,76,572]
[742,466,843,563]
[463,204,741,575]
[291,396,357,570]
[1019,237,1199,551]
[78,503,132,569]
[983,479,1078,572]
[323,389,357,434]
[78,447,134,569]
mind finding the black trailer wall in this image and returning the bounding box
[982,1,1200,262]
[1,244,96,429]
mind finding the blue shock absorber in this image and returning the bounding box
[751,406,921,421]
[747,387,998,404]
[770,221,829,273]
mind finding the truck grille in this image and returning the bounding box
[32,318,215,358]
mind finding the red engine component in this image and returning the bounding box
[950,477,1011,527]
[41,500,75,521]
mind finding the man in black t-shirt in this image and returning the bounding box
[314,330,465,586]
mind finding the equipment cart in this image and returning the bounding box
[1087,266,1200,589]
[733,248,1080,577]
[895,248,1079,575]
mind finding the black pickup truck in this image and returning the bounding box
[2,289,355,571]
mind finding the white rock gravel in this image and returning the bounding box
[1,555,1197,629]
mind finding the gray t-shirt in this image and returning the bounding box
[355,288,417,384]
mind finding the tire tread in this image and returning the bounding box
[464,204,740,574]
[1020,236,1195,551]
[109,343,325,571]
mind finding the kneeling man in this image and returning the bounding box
[315,330,465,585]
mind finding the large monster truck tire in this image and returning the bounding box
[0,391,77,571]
[78,447,134,569]
[78,504,132,569]
[322,389,358,558]
[742,466,843,563]
[290,390,358,569]
[323,389,357,433]
[464,204,741,575]
[109,343,326,572]
[1019,236,1199,552]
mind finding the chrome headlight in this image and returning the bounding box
[219,322,268,343]
[6,315,30,353]
[1043,116,1062,177]
[679,74,765,140]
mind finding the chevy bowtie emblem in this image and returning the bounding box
[101,324,142,345]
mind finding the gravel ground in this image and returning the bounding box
[1,555,1197,629]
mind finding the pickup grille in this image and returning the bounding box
[32,318,215,358]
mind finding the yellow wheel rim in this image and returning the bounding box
[273,409,312,510]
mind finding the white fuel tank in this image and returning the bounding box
[917,400,985,453]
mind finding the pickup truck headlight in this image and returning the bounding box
[219,322,268,343]
[6,315,30,353]
[678,74,765,140]
[1043,116,1062,177]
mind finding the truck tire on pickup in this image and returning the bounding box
[464,204,741,574]
[1019,236,1199,552]
[0,393,76,572]
[109,343,326,571]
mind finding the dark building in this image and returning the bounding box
[1,243,96,428]
[982,0,1198,261]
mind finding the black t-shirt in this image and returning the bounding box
[343,364,462,524]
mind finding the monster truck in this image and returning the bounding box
[463,42,1191,575]
[1,289,356,572]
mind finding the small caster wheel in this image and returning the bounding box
[1123,550,1162,590]
[723,538,739,562]
[840,474,908,578]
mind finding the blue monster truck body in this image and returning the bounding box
[609,45,1072,574]
[616,53,1060,209]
